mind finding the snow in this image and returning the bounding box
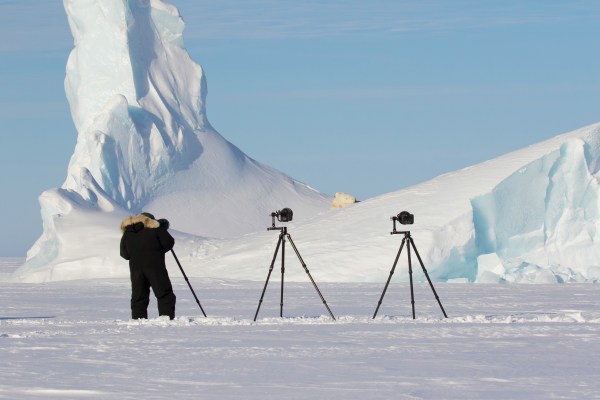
[1,258,599,399]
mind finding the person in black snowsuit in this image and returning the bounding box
[120,212,176,320]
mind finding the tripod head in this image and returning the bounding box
[391,228,411,237]
[268,224,286,232]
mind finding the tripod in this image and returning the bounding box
[373,221,447,319]
[171,250,207,317]
[254,220,336,321]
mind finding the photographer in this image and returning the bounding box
[120,212,176,320]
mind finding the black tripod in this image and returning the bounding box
[373,218,447,319]
[171,250,207,317]
[254,216,336,321]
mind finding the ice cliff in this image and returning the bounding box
[472,136,600,283]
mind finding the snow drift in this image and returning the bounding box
[12,0,600,283]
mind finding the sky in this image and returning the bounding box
[1,0,600,257]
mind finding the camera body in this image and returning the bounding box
[272,208,293,223]
[390,211,414,234]
[158,218,170,230]
[396,211,414,225]
[269,208,294,230]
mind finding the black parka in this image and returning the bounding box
[120,215,175,266]
[120,215,176,319]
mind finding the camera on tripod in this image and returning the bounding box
[392,211,414,225]
[390,211,413,235]
[374,210,448,320]
[256,206,336,321]
[272,208,293,223]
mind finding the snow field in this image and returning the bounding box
[1,271,599,399]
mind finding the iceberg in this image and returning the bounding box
[18,0,329,279]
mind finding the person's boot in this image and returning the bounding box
[132,309,148,319]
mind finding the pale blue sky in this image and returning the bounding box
[1,0,599,256]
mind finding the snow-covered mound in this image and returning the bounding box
[19,0,329,278]
[168,122,600,285]
[15,117,600,282]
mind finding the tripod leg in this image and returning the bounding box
[286,235,336,320]
[280,234,285,318]
[254,235,283,321]
[407,239,416,319]
[409,237,448,318]
[171,250,207,317]
[373,238,406,318]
